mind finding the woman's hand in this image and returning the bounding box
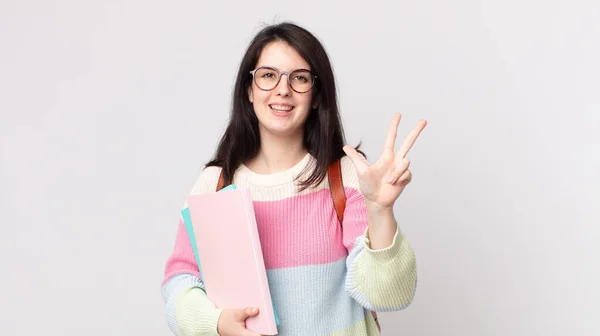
[217,307,262,336]
[343,113,427,210]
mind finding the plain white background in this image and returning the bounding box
[1,0,599,335]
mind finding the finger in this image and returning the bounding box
[387,158,410,184]
[382,113,402,155]
[236,307,259,321]
[396,168,412,185]
[343,145,369,173]
[396,119,427,159]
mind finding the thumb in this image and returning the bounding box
[236,307,259,321]
[343,145,368,172]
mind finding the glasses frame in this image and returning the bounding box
[249,66,318,93]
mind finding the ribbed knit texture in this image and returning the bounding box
[161,153,417,335]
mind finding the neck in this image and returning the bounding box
[247,131,308,174]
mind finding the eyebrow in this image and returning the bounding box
[257,65,313,72]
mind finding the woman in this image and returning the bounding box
[161,22,427,336]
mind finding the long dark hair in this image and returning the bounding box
[206,22,363,191]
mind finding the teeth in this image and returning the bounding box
[270,104,293,111]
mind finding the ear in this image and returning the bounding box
[248,86,254,103]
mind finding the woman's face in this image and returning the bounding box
[248,40,315,140]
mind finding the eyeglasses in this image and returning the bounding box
[249,66,317,93]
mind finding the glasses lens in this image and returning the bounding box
[289,70,314,93]
[254,68,279,90]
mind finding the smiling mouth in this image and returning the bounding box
[269,104,294,112]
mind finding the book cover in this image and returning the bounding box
[183,185,279,335]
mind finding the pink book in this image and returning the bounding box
[186,188,279,335]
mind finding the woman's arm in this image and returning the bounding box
[162,218,223,336]
[161,167,224,335]
[341,114,426,311]
[339,158,417,312]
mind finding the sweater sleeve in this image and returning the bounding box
[339,156,418,312]
[161,166,223,335]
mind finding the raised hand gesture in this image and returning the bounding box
[343,113,427,210]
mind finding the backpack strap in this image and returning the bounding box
[216,168,225,191]
[327,159,346,225]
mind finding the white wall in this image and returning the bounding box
[1,0,598,335]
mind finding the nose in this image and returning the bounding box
[275,73,291,96]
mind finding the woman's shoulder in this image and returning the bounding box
[339,155,361,191]
[187,165,223,195]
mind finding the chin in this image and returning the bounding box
[259,122,303,138]
[265,127,300,138]
[256,114,307,138]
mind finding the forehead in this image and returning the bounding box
[256,41,311,71]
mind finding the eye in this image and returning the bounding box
[255,68,279,80]
[292,75,308,83]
